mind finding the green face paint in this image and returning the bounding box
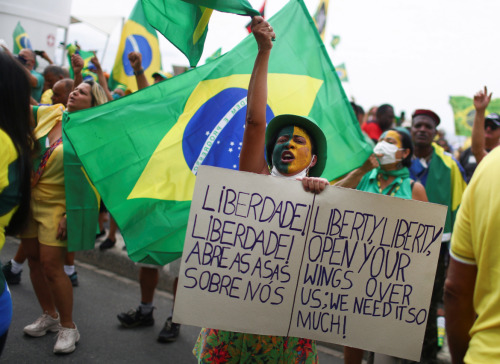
[272,125,313,175]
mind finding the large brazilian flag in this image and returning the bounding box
[449,96,500,136]
[64,0,372,265]
[109,0,162,92]
[12,22,32,54]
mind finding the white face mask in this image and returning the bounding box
[373,141,401,165]
[270,156,316,179]
[271,166,308,179]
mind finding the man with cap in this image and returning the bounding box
[459,86,500,182]
[152,70,172,84]
[17,49,45,102]
[410,109,467,363]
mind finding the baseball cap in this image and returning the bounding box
[152,70,173,80]
[485,113,500,126]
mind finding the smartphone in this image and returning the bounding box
[34,50,44,56]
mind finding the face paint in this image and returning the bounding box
[381,130,403,148]
[272,125,313,176]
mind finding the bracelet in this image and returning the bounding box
[134,68,144,76]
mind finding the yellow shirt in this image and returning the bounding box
[0,129,19,251]
[32,105,65,203]
[451,147,500,363]
[40,89,53,105]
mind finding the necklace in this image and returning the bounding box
[377,174,402,196]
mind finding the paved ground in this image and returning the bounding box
[1,234,451,363]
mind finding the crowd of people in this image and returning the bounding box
[0,14,499,364]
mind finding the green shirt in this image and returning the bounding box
[356,167,413,199]
[31,70,44,102]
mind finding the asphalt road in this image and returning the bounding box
[1,239,344,363]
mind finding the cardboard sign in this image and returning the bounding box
[174,166,447,360]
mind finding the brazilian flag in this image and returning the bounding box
[336,63,348,82]
[12,22,32,54]
[64,0,371,265]
[449,96,500,136]
[331,35,340,49]
[66,44,97,82]
[109,0,162,92]
[142,0,258,67]
[314,0,329,40]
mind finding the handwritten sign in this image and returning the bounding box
[174,166,447,360]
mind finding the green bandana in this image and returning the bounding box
[378,166,410,180]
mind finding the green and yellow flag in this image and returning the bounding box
[314,0,329,40]
[109,0,162,92]
[142,0,258,67]
[66,44,97,82]
[64,0,371,265]
[330,35,340,49]
[181,0,259,15]
[449,96,500,136]
[336,63,348,82]
[13,22,32,54]
[205,47,222,63]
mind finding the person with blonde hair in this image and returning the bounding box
[20,53,107,355]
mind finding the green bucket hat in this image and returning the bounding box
[265,114,327,177]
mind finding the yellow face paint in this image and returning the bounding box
[272,126,313,175]
[381,130,402,148]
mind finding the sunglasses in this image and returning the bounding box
[485,121,500,131]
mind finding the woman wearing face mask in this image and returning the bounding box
[337,128,427,201]
[193,16,327,364]
[336,128,427,364]
[20,54,107,355]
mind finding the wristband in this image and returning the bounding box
[134,69,144,76]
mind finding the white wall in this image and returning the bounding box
[0,0,72,69]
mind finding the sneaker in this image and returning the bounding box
[99,238,116,251]
[53,324,80,354]
[157,317,180,343]
[2,261,22,285]
[95,229,106,239]
[117,307,154,328]
[68,272,79,287]
[24,313,60,337]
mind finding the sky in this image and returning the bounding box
[67,0,500,142]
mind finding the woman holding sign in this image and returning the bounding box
[337,128,428,364]
[193,16,327,364]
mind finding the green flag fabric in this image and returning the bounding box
[181,0,259,16]
[449,96,500,136]
[62,112,100,252]
[64,0,371,265]
[141,0,213,67]
[142,0,258,67]
[13,22,32,54]
[205,47,222,63]
[109,0,162,92]
[411,143,467,239]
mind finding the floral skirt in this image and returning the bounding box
[193,328,318,364]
